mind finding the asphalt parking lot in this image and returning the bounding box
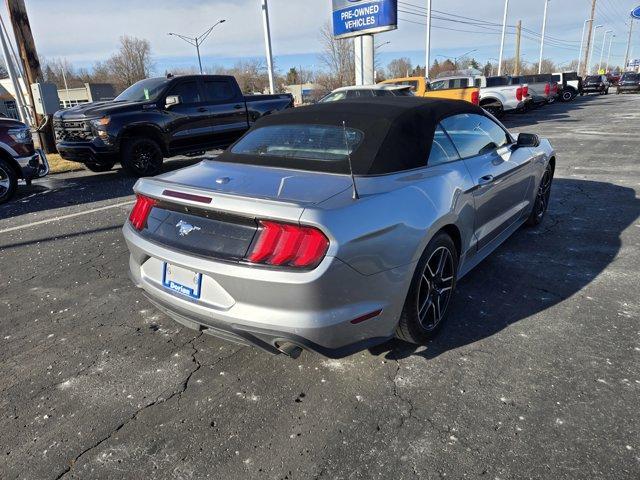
[1,94,639,480]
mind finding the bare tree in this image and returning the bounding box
[387,57,412,78]
[106,36,153,90]
[317,22,354,89]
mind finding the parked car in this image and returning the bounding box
[509,75,553,105]
[421,74,529,117]
[616,72,640,94]
[318,84,414,102]
[552,71,582,101]
[380,76,480,105]
[53,75,294,177]
[123,97,555,358]
[0,117,48,204]
[582,75,610,95]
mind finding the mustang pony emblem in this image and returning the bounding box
[176,220,201,237]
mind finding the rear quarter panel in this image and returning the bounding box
[300,163,477,276]
[423,87,479,103]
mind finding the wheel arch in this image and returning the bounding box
[0,146,23,179]
[438,224,462,258]
[120,124,168,156]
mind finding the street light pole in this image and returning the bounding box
[598,29,613,72]
[623,19,634,71]
[168,20,226,74]
[606,33,615,72]
[260,0,275,94]
[498,0,509,76]
[425,0,432,79]
[577,19,593,75]
[587,24,603,74]
[538,0,550,74]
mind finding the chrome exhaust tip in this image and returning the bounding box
[275,341,303,359]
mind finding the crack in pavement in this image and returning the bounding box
[52,331,204,480]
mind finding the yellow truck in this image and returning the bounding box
[380,76,480,105]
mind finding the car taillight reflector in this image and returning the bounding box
[544,83,551,95]
[129,195,157,231]
[471,90,479,105]
[246,220,329,268]
[516,86,523,101]
[522,85,529,97]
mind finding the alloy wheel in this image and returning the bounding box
[0,165,11,198]
[131,143,160,173]
[416,246,455,331]
[535,166,553,220]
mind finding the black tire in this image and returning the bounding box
[396,232,459,344]
[84,161,116,173]
[121,137,163,177]
[605,88,609,95]
[561,89,574,102]
[483,104,504,118]
[0,158,18,205]
[526,162,554,227]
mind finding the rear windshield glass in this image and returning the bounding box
[585,76,601,82]
[621,73,639,81]
[230,124,364,162]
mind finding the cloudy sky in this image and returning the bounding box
[0,0,638,73]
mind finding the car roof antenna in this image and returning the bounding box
[342,120,359,200]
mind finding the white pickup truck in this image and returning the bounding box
[430,74,529,117]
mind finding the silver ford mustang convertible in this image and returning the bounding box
[123,97,555,358]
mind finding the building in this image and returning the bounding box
[283,83,325,105]
[0,78,116,119]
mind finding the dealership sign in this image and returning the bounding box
[632,6,640,18]
[332,0,398,39]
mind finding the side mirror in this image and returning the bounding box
[165,95,181,109]
[516,132,540,148]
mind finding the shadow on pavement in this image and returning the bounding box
[369,177,640,360]
[502,94,601,129]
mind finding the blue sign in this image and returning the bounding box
[632,6,640,19]
[332,0,398,39]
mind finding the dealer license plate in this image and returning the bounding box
[162,263,202,299]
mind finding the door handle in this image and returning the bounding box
[197,107,207,112]
[478,175,494,185]
[233,104,243,110]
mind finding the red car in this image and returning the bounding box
[0,117,48,204]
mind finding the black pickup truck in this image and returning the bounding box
[53,75,294,176]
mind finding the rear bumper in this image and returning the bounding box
[617,86,640,92]
[582,86,605,93]
[56,141,118,164]
[123,223,412,357]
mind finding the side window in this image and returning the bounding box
[167,81,201,104]
[373,89,393,97]
[204,80,235,102]
[428,125,461,166]
[451,78,468,88]
[429,80,447,91]
[440,114,510,158]
[345,90,362,98]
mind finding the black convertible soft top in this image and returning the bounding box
[219,97,485,175]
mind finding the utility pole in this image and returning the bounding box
[425,0,432,79]
[498,0,509,76]
[538,0,550,74]
[582,0,597,76]
[623,19,634,71]
[514,20,522,76]
[260,0,275,94]
[5,0,52,151]
[168,20,226,75]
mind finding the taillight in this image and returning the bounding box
[544,83,551,95]
[246,220,329,268]
[522,85,529,97]
[516,86,523,101]
[552,83,558,93]
[129,194,157,231]
[471,90,479,105]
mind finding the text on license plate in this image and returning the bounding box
[162,263,202,299]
